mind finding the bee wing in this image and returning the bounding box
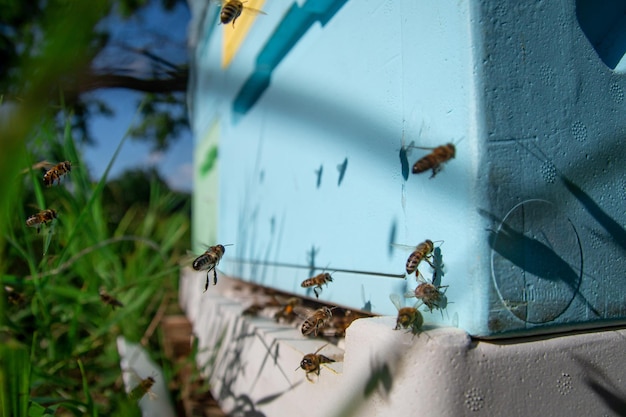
[389,293,404,310]
[241,7,267,16]
[390,243,416,251]
[294,305,315,319]
[415,272,429,284]
[22,160,55,174]
[406,144,437,151]
[179,251,199,266]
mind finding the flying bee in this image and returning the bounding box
[43,161,72,186]
[274,297,302,323]
[390,294,423,334]
[218,0,267,27]
[4,286,26,306]
[192,244,231,292]
[405,239,435,276]
[301,272,333,298]
[411,143,456,178]
[26,209,57,233]
[297,344,335,382]
[301,306,334,337]
[99,287,124,309]
[127,374,156,401]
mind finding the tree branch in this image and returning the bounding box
[75,69,188,94]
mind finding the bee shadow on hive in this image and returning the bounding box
[480,208,601,321]
[515,137,626,254]
[573,353,626,416]
[363,360,394,399]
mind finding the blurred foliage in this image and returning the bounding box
[1,112,191,416]
[0,0,189,150]
[0,0,192,413]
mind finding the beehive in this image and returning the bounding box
[189,0,626,337]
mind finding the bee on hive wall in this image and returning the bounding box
[301,306,334,337]
[301,272,333,298]
[390,294,423,335]
[405,239,436,276]
[411,143,456,178]
[298,344,335,382]
[43,161,72,186]
[26,209,57,233]
[217,0,267,27]
[407,277,448,314]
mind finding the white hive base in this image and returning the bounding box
[180,269,626,416]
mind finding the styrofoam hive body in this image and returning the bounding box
[188,0,626,337]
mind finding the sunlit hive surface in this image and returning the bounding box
[188,0,626,337]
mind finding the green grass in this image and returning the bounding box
[0,108,191,416]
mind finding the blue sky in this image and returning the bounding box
[83,1,193,191]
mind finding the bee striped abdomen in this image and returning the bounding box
[220,1,243,26]
[405,239,435,275]
[412,143,456,177]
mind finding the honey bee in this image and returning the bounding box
[43,161,72,186]
[390,294,423,334]
[408,279,448,313]
[5,286,26,306]
[298,344,335,382]
[301,272,333,298]
[412,143,456,178]
[26,209,57,233]
[301,306,334,337]
[242,303,264,316]
[192,244,230,292]
[128,375,156,401]
[274,297,302,323]
[405,239,435,276]
[218,0,267,27]
[99,287,124,309]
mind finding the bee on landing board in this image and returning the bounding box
[99,287,124,309]
[192,244,231,292]
[390,294,423,335]
[301,272,333,298]
[301,306,334,337]
[298,344,335,382]
[274,297,302,323]
[43,161,72,186]
[218,0,267,27]
[411,143,456,178]
[26,209,57,233]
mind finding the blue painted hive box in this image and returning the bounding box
[187,0,626,337]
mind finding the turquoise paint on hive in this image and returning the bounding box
[233,0,349,114]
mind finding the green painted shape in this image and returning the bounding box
[200,145,219,177]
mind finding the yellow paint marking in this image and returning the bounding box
[221,0,267,68]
